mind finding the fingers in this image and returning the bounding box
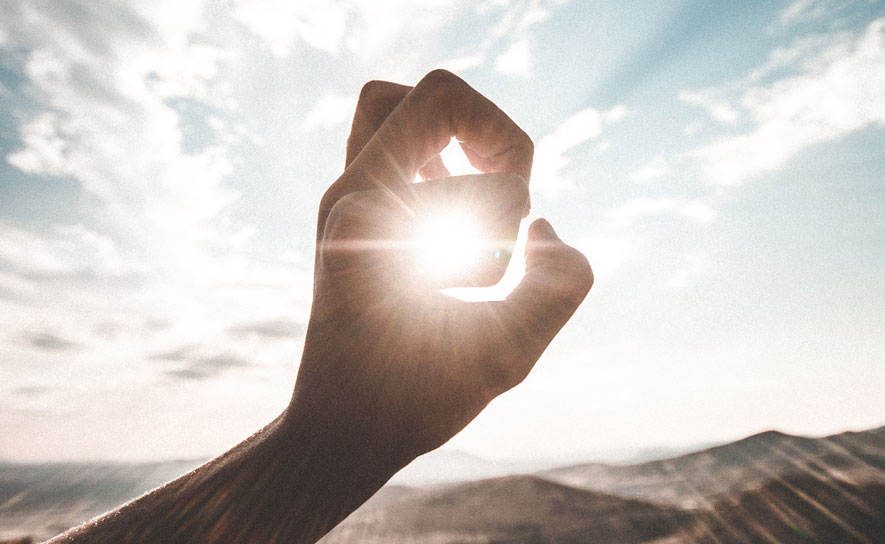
[488,219,593,388]
[346,80,412,167]
[358,69,533,187]
[320,70,533,238]
[418,155,451,181]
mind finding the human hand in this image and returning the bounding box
[42,70,592,544]
[286,70,593,479]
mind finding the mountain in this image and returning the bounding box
[692,473,885,543]
[0,459,203,542]
[2,426,883,542]
[320,475,696,544]
[543,426,885,508]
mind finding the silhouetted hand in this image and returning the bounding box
[286,69,593,477]
[47,70,593,544]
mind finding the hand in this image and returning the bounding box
[286,70,593,475]
[44,70,593,544]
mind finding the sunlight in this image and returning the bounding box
[406,172,529,298]
[413,208,484,282]
[438,138,477,176]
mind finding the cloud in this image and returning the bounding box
[233,0,467,60]
[1,1,240,264]
[496,38,532,77]
[228,318,305,340]
[151,345,196,361]
[678,90,740,125]
[493,0,555,78]
[628,156,670,183]
[778,0,831,27]
[302,92,357,132]
[233,0,347,57]
[26,332,81,352]
[575,233,641,281]
[693,17,885,187]
[165,352,251,381]
[11,386,54,397]
[608,197,716,230]
[532,105,628,198]
[439,54,486,73]
[0,221,141,285]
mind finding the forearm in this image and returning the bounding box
[46,409,402,544]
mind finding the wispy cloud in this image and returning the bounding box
[164,352,252,381]
[692,17,885,187]
[608,197,716,230]
[228,318,306,340]
[532,105,627,199]
[0,2,314,421]
[678,90,740,125]
[302,92,358,132]
[492,0,558,78]
[26,332,81,352]
[233,0,468,60]
[628,156,670,183]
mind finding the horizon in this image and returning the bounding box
[1,418,881,469]
[1,0,884,463]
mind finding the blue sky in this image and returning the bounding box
[0,0,883,463]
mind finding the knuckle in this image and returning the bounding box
[416,69,465,101]
[572,250,594,295]
[478,357,526,396]
[559,245,594,296]
[421,68,460,86]
[542,243,593,301]
[357,80,390,106]
[523,134,535,156]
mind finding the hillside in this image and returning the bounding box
[2,426,883,543]
[544,426,885,508]
[321,474,695,543]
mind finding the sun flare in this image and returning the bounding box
[413,209,484,281]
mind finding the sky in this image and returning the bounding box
[0,0,883,464]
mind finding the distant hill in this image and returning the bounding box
[2,426,883,543]
[691,474,885,543]
[321,474,695,544]
[0,459,203,541]
[543,426,885,508]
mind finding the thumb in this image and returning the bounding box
[498,218,593,361]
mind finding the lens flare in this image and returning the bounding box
[413,209,484,282]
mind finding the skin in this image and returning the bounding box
[46,69,593,544]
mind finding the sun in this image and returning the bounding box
[413,209,484,283]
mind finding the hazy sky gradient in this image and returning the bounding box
[1,0,883,462]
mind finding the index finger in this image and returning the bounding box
[345,80,411,167]
[320,70,533,235]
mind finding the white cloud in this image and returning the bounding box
[694,17,885,187]
[628,155,670,183]
[0,2,318,459]
[233,0,347,57]
[234,0,467,60]
[778,0,831,26]
[2,1,239,259]
[575,233,640,281]
[495,37,532,77]
[302,92,358,132]
[608,197,716,230]
[678,90,740,125]
[0,221,135,279]
[493,0,555,78]
[669,251,710,289]
[532,105,628,198]
[440,54,486,73]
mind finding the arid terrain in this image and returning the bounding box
[1,426,883,543]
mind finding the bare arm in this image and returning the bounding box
[47,69,593,544]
